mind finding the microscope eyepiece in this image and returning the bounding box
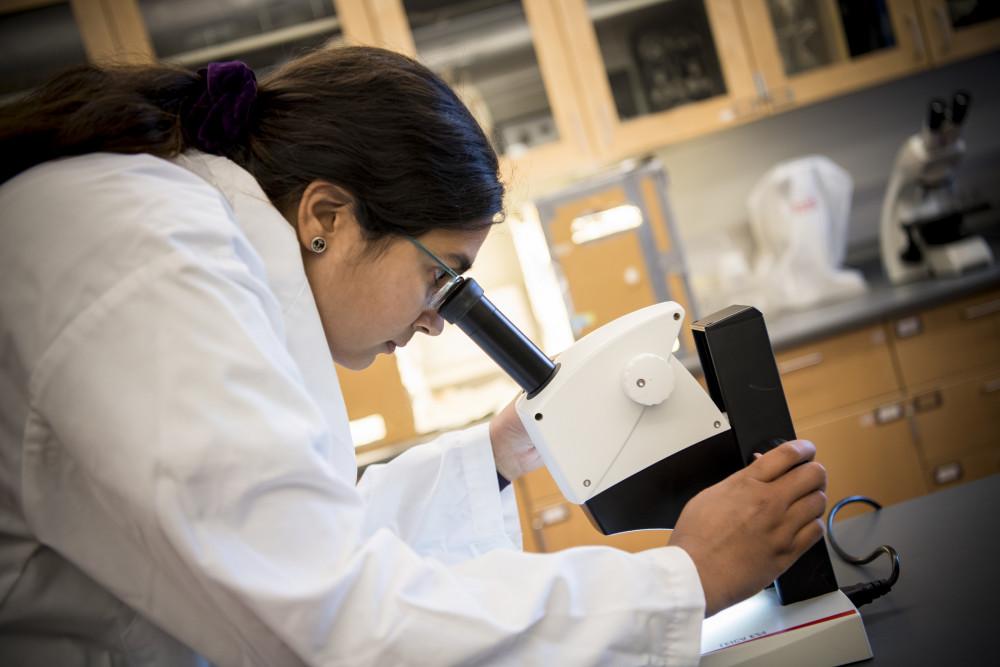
[437,277,557,397]
[950,90,971,126]
[926,98,947,132]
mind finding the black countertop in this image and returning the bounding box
[680,237,1000,373]
[827,473,1000,665]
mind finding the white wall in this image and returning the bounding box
[655,50,1000,255]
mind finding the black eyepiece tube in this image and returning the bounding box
[927,97,947,132]
[438,277,557,396]
[951,90,971,126]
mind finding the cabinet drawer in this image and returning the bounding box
[519,466,562,503]
[909,365,1000,462]
[923,446,1000,492]
[798,399,927,520]
[890,288,1000,387]
[526,500,670,553]
[776,325,899,421]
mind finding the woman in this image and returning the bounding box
[0,47,828,665]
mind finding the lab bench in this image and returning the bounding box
[825,473,1000,665]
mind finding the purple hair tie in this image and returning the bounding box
[182,61,257,154]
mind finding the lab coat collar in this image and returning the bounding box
[172,151,356,468]
[171,151,307,315]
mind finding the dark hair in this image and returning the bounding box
[0,46,504,241]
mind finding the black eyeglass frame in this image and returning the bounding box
[406,235,466,311]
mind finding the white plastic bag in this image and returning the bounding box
[747,155,867,312]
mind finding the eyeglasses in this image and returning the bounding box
[406,235,466,311]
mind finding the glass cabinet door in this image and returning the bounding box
[1,1,90,100]
[401,0,560,157]
[370,0,595,187]
[555,0,761,163]
[587,0,727,120]
[917,0,1000,64]
[742,0,928,110]
[136,0,346,72]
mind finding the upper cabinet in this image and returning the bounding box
[367,0,597,190]
[553,0,765,164]
[740,0,930,111]
[1,1,89,100]
[11,0,996,179]
[916,0,1000,64]
[131,0,352,72]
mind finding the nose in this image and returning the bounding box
[414,308,445,337]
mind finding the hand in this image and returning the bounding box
[488,398,543,482]
[670,440,828,617]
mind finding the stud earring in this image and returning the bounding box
[310,237,327,254]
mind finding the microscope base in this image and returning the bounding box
[701,588,872,667]
[926,235,994,277]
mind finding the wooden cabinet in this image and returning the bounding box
[889,288,1000,388]
[17,0,998,183]
[916,0,1000,65]
[535,161,697,353]
[796,396,928,521]
[775,321,930,520]
[114,0,368,72]
[515,467,671,553]
[363,0,598,190]
[775,325,900,422]
[909,365,1000,488]
[740,0,929,112]
[0,0,148,99]
[552,0,766,164]
[892,289,1000,490]
[336,355,417,448]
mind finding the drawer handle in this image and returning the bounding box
[532,503,570,529]
[778,351,824,374]
[982,378,1000,395]
[933,462,963,485]
[894,315,923,339]
[874,402,905,425]
[962,298,1000,320]
[913,390,943,413]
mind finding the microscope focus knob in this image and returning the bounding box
[622,353,674,406]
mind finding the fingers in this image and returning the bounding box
[746,440,816,483]
[785,489,827,535]
[790,517,825,558]
[775,460,827,507]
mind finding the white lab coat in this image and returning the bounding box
[0,152,705,666]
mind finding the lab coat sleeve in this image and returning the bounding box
[356,424,524,561]
[27,215,706,666]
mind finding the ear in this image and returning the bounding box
[294,180,356,252]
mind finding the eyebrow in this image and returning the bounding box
[444,253,473,275]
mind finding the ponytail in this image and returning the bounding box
[0,46,504,238]
[0,64,201,185]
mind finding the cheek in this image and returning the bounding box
[360,273,426,330]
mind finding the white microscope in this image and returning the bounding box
[880,90,993,283]
[436,277,873,666]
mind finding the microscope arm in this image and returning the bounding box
[514,301,734,510]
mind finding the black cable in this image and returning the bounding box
[826,495,900,608]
